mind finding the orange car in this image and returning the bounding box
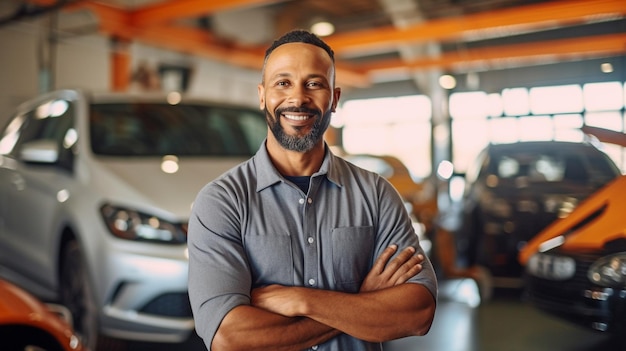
[343,154,438,234]
[519,174,626,337]
[0,279,84,351]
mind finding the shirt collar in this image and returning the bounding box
[254,140,344,192]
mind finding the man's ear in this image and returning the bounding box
[257,84,265,110]
[331,87,341,112]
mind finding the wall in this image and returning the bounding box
[0,17,262,126]
[0,21,42,123]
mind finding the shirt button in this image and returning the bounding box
[299,198,305,204]
[307,237,314,244]
[307,198,313,204]
[308,278,315,286]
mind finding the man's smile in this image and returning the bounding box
[282,113,313,121]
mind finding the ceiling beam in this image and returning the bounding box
[325,0,626,56]
[130,24,371,88]
[31,0,626,88]
[358,33,626,75]
[50,0,372,87]
[129,0,288,27]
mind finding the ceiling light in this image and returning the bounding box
[310,21,335,36]
[601,62,614,73]
[439,75,457,90]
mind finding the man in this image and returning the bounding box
[188,29,437,351]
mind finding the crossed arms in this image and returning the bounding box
[211,245,437,351]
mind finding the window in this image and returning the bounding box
[338,95,432,179]
[584,82,623,112]
[451,82,626,173]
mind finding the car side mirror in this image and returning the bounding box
[20,140,59,164]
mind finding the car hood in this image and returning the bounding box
[519,175,626,264]
[90,156,247,218]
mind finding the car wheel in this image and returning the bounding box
[59,239,99,350]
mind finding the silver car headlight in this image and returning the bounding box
[543,195,578,218]
[588,253,626,287]
[100,204,187,244]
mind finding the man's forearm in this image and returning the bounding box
[256,283,436,343]
[250,246,435,343]
[212,304,341,351]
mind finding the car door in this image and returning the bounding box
[0,110,27,267]
[0,94,77,294]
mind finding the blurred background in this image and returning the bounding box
[1,0,626,350]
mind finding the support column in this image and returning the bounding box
[110,37,131,92]
[38,11,58,93]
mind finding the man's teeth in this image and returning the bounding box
[283,114,309,121]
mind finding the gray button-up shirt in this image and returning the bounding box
[188,141,437,351]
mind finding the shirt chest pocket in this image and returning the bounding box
[245,234,294,287]
[331,226,375,292]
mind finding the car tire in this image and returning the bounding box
[59,239,100,350]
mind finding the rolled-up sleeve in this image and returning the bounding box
[374,178,438,299]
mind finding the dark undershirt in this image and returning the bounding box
[284,175,311,194]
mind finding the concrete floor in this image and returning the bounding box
[384,279,620,351]
[129,278,621,351]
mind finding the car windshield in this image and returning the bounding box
[90,102,267,156]
[489,147,617,185]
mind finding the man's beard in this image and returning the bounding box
[265,105,331,152]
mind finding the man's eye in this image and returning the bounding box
[276,81,289,87]
[307,82,322,88]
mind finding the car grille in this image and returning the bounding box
[524,248,621,332]
[525,249,601,304]
[139,292,193,318]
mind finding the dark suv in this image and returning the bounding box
[455,140,621,289]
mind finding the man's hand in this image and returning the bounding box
[360,245,424,292]
[251,245,424,317]
[251,285,302,317]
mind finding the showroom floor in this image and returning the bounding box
[126,277,622,351]
[384,279,620,351]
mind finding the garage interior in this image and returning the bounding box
[1,1,626,350]
[2,0,625,175]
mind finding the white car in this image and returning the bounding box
[0,89,267,349]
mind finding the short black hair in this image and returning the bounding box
[264,29,335,63]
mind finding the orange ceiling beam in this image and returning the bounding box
[326,0,626,55]
[109,22,370,88]
[132,24,371,88]
[358,33,626,74]
[29,0,626,88]
[132,24,263,68]
[129,0,288,27]
[56,1,371,87]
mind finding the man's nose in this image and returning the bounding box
[288,85,311,106]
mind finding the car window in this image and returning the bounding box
[0,99,74,160]
[495,154,563,182]
[584,151,622,184]
[487,146,619,184]
[90,103,266,156]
